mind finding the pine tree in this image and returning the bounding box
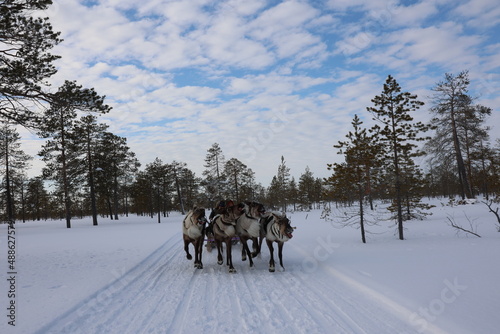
[142,158,168,223]
[367,75,429,240]
[170,161,188,215]
[39,81,111,228]
[0,124,32,221]
[94,132,139,220]
[72,114,108,226]
[328,114,381,243]
[298,166,315,210]
[428,71,476,199]
[275,156,290,212]
[25,176,48,221]
[202,143,225,202]
[0,0,62,126]
[288,177,298,211]
[223,158,253,203]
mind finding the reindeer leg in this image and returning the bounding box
[199,237,204,269]
[251,237,259,258]
[278,242,285,271]
[227,239,236,273]
[257,234,265,258]
[195,238,203,269]
[184,238,192,260]
[267,239,275,272]
[216,239,223,265]
[241,237,247,262]
[240,236,254,267]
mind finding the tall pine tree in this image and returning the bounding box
[0,0,62,126]
[367,75,429,240]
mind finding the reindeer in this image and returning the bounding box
[261,213,294,272]
[212,203,244,272]
[182,207,208,269]
[236,201,267,268]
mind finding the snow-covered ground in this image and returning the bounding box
[1,198,499,334]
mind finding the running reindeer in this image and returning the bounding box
[212,202,244,273]
[182,207,208,269]
[260,212,294,272]
[236,201,267,268]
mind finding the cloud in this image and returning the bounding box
[453,0,500,28]
[19,0,500,185]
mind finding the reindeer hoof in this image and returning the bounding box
[186,254,192,260]
[242,256,247,261]
[217,260,223,265]
[269,267,275,273]
[196,263,203,269]
[229,268,237,273]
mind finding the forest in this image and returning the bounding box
[1,1,500,231]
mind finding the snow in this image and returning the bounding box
[1,198,499,334]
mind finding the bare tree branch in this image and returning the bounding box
[447,215,481,238]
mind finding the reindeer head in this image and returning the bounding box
[224,202,244,220]
[243,201,267,218]
[192,208,207,225]
[272,213,294,239]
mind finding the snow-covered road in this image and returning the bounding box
[3,201,498,334]
[34,232,440,334]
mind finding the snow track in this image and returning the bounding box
[35,234,442,334]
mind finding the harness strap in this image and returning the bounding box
[216,215,236,226]
[245,213,258,220]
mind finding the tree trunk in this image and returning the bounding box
[392,118,404,240]
[4,137,14,222]
[60,122,71,228]
[358,180,366,244]
[88,144,98,226]
[450,107,473,199]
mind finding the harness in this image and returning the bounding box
[270,223,286,241]
[213,214,236,226]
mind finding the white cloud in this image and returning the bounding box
[453,0,500,28]
[389,0,440,27]
[227,73,330,95]
[19,0,500,185]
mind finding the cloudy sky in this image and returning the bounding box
[22,0,500,185]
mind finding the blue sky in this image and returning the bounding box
[22,0,500,185]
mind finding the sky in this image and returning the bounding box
[20,0,500,186]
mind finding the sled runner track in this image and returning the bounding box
[164,269,203,333]
[287,242,401,333]
[35,232,185,334]
[274,270,368,334]
[239,266,300,333]
[35,234,447,334]
[287,242,447,334]
[239,262,367,333]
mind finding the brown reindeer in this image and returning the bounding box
[212,203,243,273]
[236,201,267,268]
[261,213,294,272]
[182,207,208,269]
